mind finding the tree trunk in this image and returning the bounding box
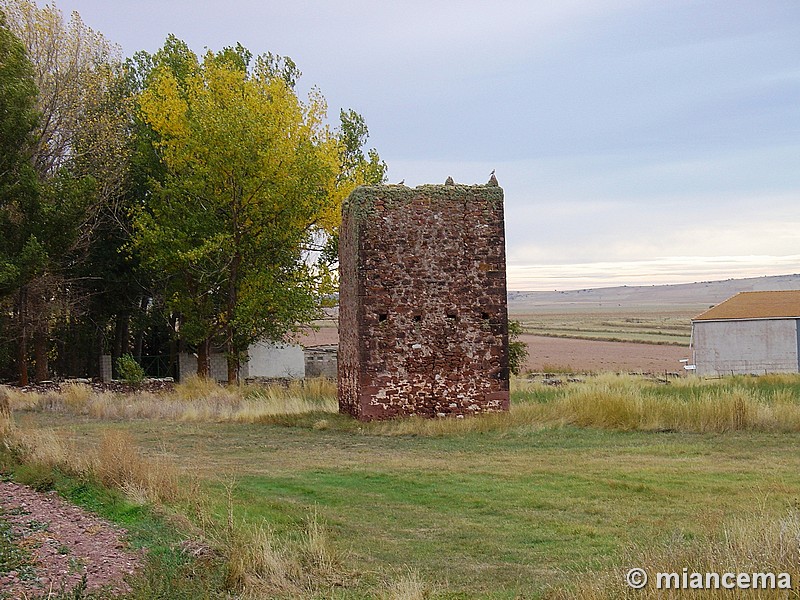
[197,337,211,378]
[227,191,241,386]
[134,296,148,362]
[113,313,130,361]
[169,313,179,380]
[17,289,28,386]
[134,330,144,362]
[94,326,105,379]
[33,324,48,382]
[226,334,238,385]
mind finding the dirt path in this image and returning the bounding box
[0,480,142,599]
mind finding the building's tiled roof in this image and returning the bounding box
[694,290,800,321]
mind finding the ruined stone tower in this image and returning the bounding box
[338,179,510,420]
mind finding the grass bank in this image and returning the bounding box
[3,374,800,598]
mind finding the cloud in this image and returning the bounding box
[49,0,800,291]
[508,255,800,290]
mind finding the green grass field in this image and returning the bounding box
[4,375,800,598]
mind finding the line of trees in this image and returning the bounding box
[0,0,385,384]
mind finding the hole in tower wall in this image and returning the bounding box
[413,315,422,323]
[378,313,388,322]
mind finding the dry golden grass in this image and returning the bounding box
[157,376,336,422]
[6,377,337,423]
[378,569,432,600]
[226,522,304,598]
[7,374,800,437]
[366,373,800,436]
[0,387,11,439]
[5,421,186,505]
[61,382,93,412]
[3,385,42,410]
[544,376,800,433]
[365,409,527,436]
[550,509,800,599]
[7,427,92,474]
[174,375,239,402]
[94,429,183,505]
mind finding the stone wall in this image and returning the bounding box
[338,180,510,420]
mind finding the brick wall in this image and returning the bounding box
[338,181,510,420]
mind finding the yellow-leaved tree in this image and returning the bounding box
[135,43,384,382]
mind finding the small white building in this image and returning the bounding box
[691,290,800,376]
[178,341,305,382]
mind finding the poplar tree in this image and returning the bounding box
[0,0,130,382]
[135,43,383,382]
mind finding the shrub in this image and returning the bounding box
[508,320,529,376]
[116,353,146,384]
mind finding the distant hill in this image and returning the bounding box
[508,274,800,312]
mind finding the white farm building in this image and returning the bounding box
[691,290,800,376]
[178,341,305,382]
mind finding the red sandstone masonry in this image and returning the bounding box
[338,181,510,420]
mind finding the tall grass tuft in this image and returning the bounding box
[546,376,800,433]
[174,375,236,402]
[378,568,432,599]
[7,427,90,474]
[296,508,349,588]
[224,510,349,599]
[94,429,182,505]
[5,422,186,506]
[61,382,93,412]
[225,522,303,598]
[550,509,800,599]
[4,386,41,411]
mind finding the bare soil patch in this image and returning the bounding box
[0,480,142,599]
[521,334,689,374]
[295,327,690,374]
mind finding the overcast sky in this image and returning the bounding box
[45,0,800,290]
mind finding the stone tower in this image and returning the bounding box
[338,179,510,420]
